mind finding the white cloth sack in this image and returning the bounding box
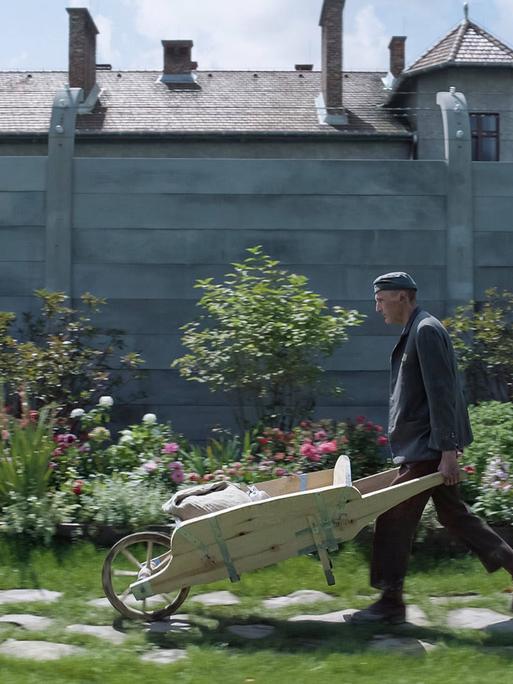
[163,480,252,521]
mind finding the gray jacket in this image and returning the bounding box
[388,307,473,464]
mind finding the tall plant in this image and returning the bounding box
[173,246,364,430]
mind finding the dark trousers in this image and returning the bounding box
[371,459,513,591]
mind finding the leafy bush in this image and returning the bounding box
[459,401,513,502]
[0,289,144,413]
[444,289,513,403]
[77,474,169,530]
[472,457,513,525]
[0,490,78,545]
[173,246,364,430]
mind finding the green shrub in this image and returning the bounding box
[444,288,513,403]
[77,474,169,530]
[0,289,144,413]
[472,457,513,525]
[173,246,364,430]
[460,401,513,502]
[0,490,78,545]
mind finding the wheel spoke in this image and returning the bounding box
[113,569,139,577]
[121,548,143,568]
[146,541,153,568]
[119,586,132,600]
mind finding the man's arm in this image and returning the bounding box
[416,323,460,485]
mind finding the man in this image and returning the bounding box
[349,271,513,625]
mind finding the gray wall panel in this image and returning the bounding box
[476,232,513,267]
[73,194,446,231]
[0,193,45,227]
[73,264,445,301]
[476,268,513,297]
[74,158,446,196]
[0,263,44,296]
[475,197,513,231]
[74,229,446,266]
[0,227,45,261]
[0,157,46,191]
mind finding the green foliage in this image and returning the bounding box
[0,406,55,507]
[459,401,513,502]
[444,288,513,403]
[0,490,78,544]
[77,474,169,529]
[472,457,513,525]
[173,246,364,429]
[0,289,144,413]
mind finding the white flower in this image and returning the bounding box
[70,408,85,419]
[142,413,157,425]
[120,429,133,437]
[119,434,134,445]
[98,396,114,408]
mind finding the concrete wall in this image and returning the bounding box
[0,154,510,439]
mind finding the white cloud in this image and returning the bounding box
[96,14,121,66]
[126,0,321,70]
[344,4,389,71]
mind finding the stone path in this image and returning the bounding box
[1,587,513,661]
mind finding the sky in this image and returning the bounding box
[1,0,513,72]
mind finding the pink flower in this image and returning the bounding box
[169,460,183,470]
[274,452,285,461]
[377,436,388,446]
[307,452,322,462]
[142,460,158,473]
[315,430,327,441]
[300,442,318,459]
[171,469,185,484]
[275,467,287,477]
[299,420,312,428]
[319,440,338,454]
[1,429,9,440]
[374,425,383,433]
[188,472,201,482]
[203,473,214,482]
[162,442,179,454]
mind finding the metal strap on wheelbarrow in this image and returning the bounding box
[209,518,240,583]
[175,525,214,565]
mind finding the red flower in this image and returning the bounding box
[377,436,388,446]
[257,437,269,446]
[356,416,366,424]
[72,480,85,495]
[29,410,39,422]
[463,465,476,474]
[374,425,383,433]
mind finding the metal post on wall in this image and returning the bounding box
[436,88,474,313]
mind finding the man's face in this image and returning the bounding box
[375,289,408,325]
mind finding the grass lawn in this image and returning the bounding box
[1,536,513,683]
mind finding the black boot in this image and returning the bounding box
[346,589,406,625]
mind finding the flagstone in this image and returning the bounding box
[140,648,187,664]
[288,609,357,623]
[430,593,481,605]
[145,616,192,633]
[0,589,62,605]
[66,624,127,644]
[0,639,86,661]
[190,591,240,606]
[0,614,55,631]
[447,608,513,632]
[227,624,275,639]
[369,636,437,655]
[263,590,335,609]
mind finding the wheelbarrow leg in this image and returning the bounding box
[307,515,336,586]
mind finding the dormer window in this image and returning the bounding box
[470,113,499,161]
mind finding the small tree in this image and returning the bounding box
[444,288,513,403]
[172,246,364,430]
[0,290,144,413]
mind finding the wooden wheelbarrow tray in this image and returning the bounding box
[112,460,444,616]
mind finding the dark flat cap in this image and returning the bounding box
[373,271,417,293]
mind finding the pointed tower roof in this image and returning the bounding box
[407,15,513,74]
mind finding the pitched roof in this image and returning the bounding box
[0,70,409,138]
[407,18,513,73]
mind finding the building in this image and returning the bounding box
[0,1,512,437]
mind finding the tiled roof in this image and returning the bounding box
[0,70,408,137]
[408,19,513,73]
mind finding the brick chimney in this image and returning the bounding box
[319,0,346,120]
[66,7,99,99]
[389,36,406,77]
[160,40,199,85]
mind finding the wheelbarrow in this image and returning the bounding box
[102,458,445,621]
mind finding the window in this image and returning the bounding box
[470,113,499,161]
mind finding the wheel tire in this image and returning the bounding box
[101,531,190,621]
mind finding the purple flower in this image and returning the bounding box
[142,460,158,473]
[171,469,185,484]
[169,460,184,470]
[162,442,179,454]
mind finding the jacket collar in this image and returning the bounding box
[400,306,421,339]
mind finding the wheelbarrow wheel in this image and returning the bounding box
[102,531,190,621]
